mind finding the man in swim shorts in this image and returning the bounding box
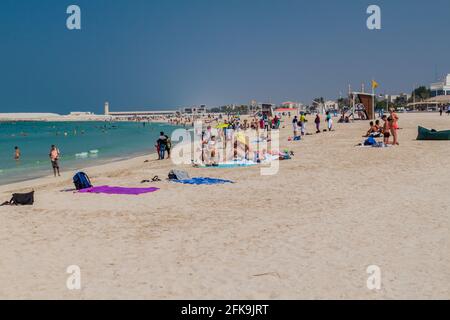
[49,145,60,177]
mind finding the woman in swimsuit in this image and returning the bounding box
[389,108,399,145]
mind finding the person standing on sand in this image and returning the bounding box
[165,134,172,159]
[292,116,298,137]
[299,113,307,136]
[157,132,168,160]
[14,146,20,160]
[49,145,60,177]
[388,108,400,146]
[381,115,391,145]
[439,107,443,116]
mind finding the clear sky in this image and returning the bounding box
[1,0,450,113]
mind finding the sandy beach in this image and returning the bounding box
[0,112,449,300]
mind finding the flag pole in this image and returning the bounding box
[371,79,376,120]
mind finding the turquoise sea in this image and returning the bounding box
[0,121,179,185]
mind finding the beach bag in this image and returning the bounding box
[73,172,93,190]
[3,191,35,206]
[168,170,190,180]
[364,136,377,146]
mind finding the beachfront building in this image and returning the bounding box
[407,74,450,110]
[281,101,306,112]
[181,105,208,115]
[430,74,450,97]
[379,93,411,104]
[274,108,299,117]
[324,100,339,111]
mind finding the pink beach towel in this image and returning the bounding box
[78,186,160,195]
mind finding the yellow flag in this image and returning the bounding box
[372,80,379,89]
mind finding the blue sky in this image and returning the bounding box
[1,0,449,113]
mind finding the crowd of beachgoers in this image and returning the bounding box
[7,108,407,179]
[155,111,340,167]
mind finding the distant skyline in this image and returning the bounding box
[1,0,450,114]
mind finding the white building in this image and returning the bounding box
[430,74,450,97]
[69,112,93,116]
[182,105,208,115]
[282,101,306,112]
[324,100,339,110]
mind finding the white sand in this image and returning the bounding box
[0,112,449,299]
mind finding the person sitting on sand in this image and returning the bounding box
[49,145,61,177]
[374,120,381,133]
[382,115,391,145]
[14,146,20,160]
[364,121,377,137]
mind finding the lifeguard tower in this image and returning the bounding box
[349,92,375,120]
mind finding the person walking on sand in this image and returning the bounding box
[388,108,400,146]
[439,106,443,116]
[315,114,321,133]
[14,146,20,160]
[326,111,333,131]
[49,145,61,177]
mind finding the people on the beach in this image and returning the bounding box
[292,116,298,137]
[165,134,172,159]
[364,121,382,137]
[326,111,333,131]
[382,115,391,145]
[157,132,168,160]
[315,114,321,133]
[49,145,61,177]
[299,113,307,136]
[14,146,20,160]
[389,108,400,145]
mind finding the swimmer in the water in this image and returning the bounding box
[14,146,20,160]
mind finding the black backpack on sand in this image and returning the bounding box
[1,191,34,206]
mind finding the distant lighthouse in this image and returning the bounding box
[104,102,110,115]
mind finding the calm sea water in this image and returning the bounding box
[0,121,179,185]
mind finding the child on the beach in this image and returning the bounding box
[49,145,60,177]
[382,115,391,145]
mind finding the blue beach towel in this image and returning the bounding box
[173,177,234,185]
